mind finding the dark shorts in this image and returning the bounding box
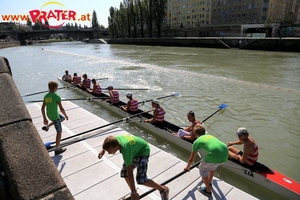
[120,156,149,184]
[52,114,65,133]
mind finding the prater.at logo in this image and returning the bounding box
[29,1,91,29]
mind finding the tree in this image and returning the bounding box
[92,10,100,29]
[136,0,145,37]
[108,6,116,38]
[152,0,165,37]
[44,20,50,30]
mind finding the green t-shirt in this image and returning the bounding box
[116,134,150,167]
[192,134,228,163]
[44,92,61,121]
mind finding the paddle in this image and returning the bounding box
[102,88,148,90]
[202,103,227,123]
[95,78,109,81]
[138,92,180,105]
[44,108,154,148]
[22,86,67,97]
[46,127,116,152]
[139,160,201,199]
[24,96,110,103]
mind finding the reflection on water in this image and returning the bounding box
[1,42,299,200]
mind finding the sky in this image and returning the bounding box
[0,0,123,28]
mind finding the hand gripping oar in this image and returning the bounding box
[138,92,180,105]
[44,108,154,148]
[22,86,67,97]
[202,103,227,123]
[139,160,201,199]
[24,96,110,103]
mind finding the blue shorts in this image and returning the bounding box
[52,114,65,133]
[120,156,149,184]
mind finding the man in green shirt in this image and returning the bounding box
[184,124,228,197]
[98,134,169,200]
[41,81,68,155]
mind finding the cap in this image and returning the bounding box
[152,99,159,104]
[236,127,248,135]
[126,92,132,97]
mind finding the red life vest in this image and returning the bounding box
[111,90,119,103]
[155,107,165,122]
[93,83,102,95]
[246,142,259,166]
[84,79,91,89]
[73,76,81,84]
[129,99,138,111]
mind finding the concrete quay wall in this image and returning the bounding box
[0,57,73,200]
[0,42,20,49]
[105,37,300,52]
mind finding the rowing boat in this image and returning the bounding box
[57,77,300,199]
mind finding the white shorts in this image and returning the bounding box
[177,129,190,138]
[199,159,221,177]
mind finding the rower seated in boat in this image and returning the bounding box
[79,73,91,91]
[173,111,201,142]
[227,127,259,167]
[87,79,103,97]
[121,92,139,114]
[62,70,72,83]
[72,73,81,85]
[144,99,165,129]
[106,85,120,106]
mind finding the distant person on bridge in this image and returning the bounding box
[227,127,259,167]
[62,70,72,82]
[121,92,139,114]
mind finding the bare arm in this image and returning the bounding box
[184,151,197,171]
[127,164,136,192]
[41,102,48,125]
[98,149,105,159]
[227,140,243,147]
[145,109,157,123]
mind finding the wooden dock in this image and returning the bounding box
[26,101,258,200]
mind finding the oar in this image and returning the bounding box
[95,78,108,81]
[139,160,201,199]
[46,127,116,152]
[44,108,154,148]
[138,92,180,105]
[102,88,148,90]
[24,96,110,103]
[202,103,227,123]
[22,86,67,97]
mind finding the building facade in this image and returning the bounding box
[166,0,300,28]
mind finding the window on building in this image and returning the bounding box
[248,4,251,9]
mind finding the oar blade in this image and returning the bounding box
[172,92,180,97]
[218,104,228,109]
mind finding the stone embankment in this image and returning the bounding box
[0,42,20,49]
[95,37,300,52]
[0,56,73,200]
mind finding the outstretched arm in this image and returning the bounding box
[184,151,197,171]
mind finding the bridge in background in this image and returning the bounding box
[0,29,109,45]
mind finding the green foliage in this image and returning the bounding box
[92,10,100,29]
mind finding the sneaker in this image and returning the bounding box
[55,147,67,155]
[160,186,169,200]
[42,126,49,132]
[198,186,212,197]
